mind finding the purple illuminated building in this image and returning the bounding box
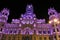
[0,4,60,40]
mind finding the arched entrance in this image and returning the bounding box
[22,35,32,40]
[22,27,32,40]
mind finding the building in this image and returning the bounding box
[0,4,60,40]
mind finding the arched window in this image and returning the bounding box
[0,28,2,31]
[57,28,59,32]
[10,30,12,33]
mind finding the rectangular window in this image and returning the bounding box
[48,31,51,34]
[43,31,46,34]
[53,29,55,32]
[0,28,2,31]
[38,31,42,34]
[54,36,56,38]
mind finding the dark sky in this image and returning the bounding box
[0,0,60,23]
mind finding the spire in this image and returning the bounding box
[26,4,33,14]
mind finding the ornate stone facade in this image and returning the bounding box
[0,4,60,40]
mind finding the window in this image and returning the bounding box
[38,31,42,34]
[14,31,17,33]
[43,31,46,34]
[57,28,59,32]
[53,29,55,32]
[10,30,12,33]
[48,31,51,34]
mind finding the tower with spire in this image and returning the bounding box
[21,4,36,19]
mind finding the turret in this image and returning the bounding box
[0,8,9,26]
[48,8,58,20]
[20,4,36,24]
[21,4,36,19]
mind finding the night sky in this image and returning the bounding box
[0,0,60,23]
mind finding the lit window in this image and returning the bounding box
[18,30,21,33]
[57,28,59,32]
[14,31,17,33]
[0,28,2,31]
[10,30,12,33]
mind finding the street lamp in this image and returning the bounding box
[49,18,60,40]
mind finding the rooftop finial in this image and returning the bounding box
[26,4,33,14]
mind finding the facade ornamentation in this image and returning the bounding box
[0,4,60,40]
